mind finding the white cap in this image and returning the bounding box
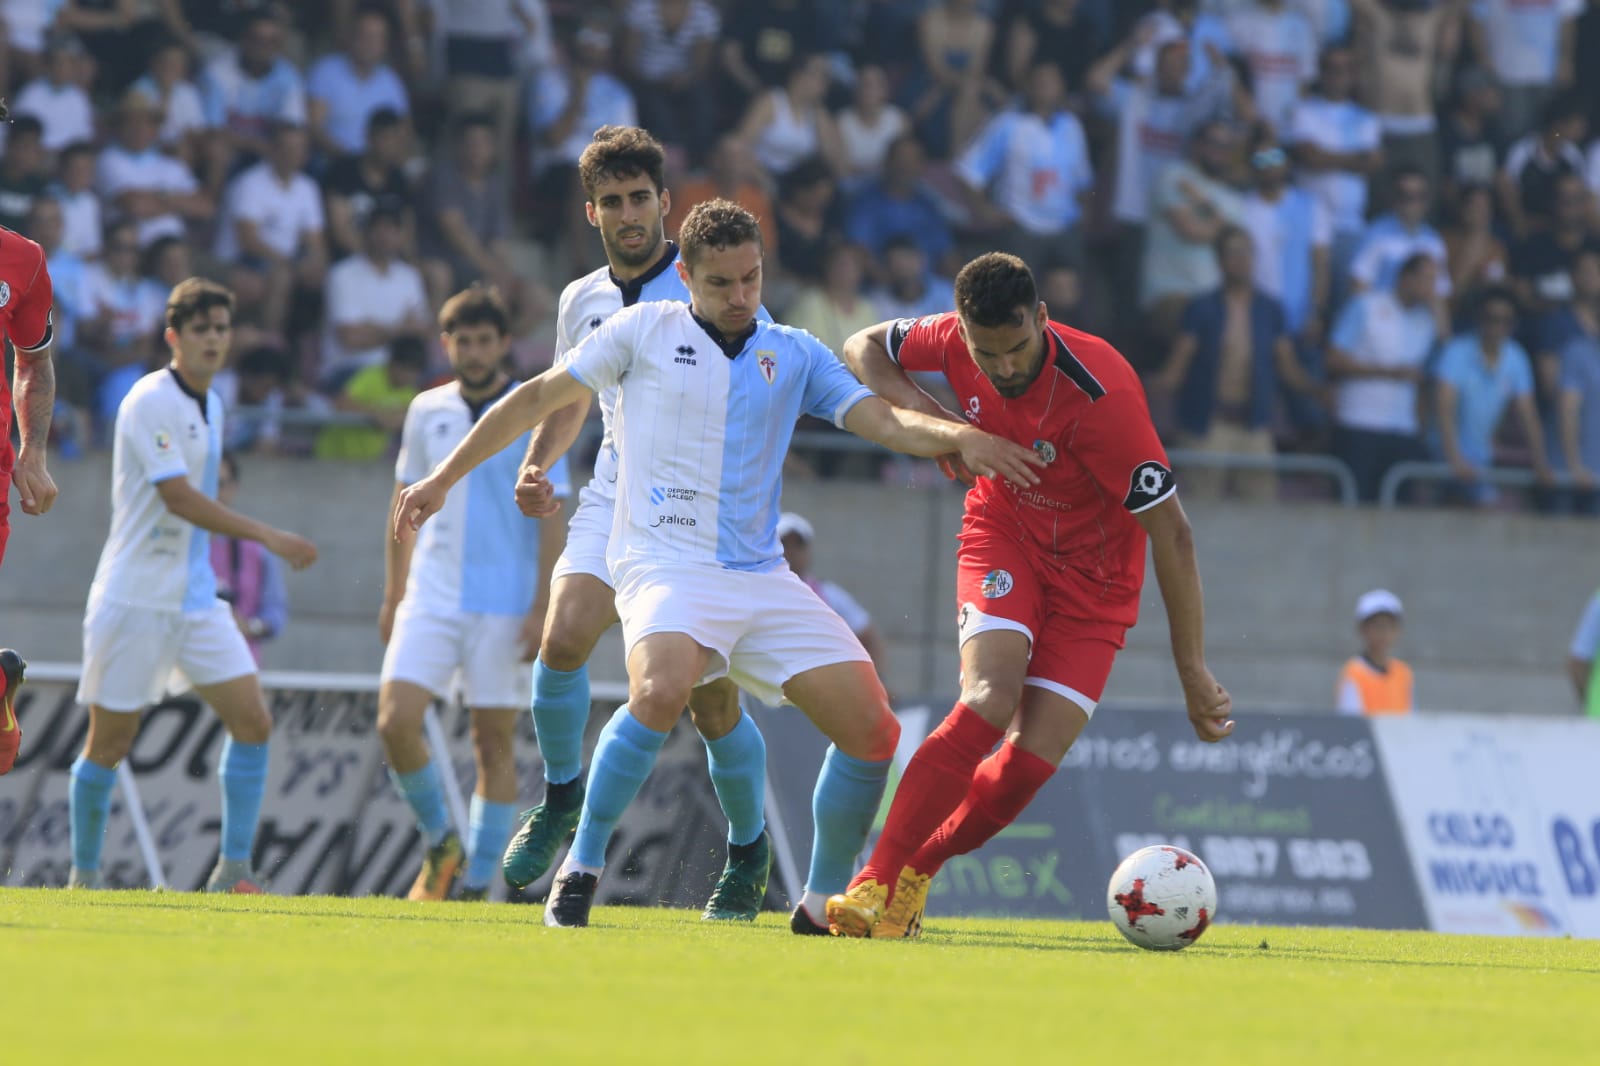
[1356,589,1403,623]
[776,512,814,543]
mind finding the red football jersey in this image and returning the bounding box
[888,312,1174,620]
[0,227,55,479]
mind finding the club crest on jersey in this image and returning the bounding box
[980,570,1013,599]
[757,351,777,384]
[0,281,10,308]
[154,430,171,452]
[1033,439,1056,463]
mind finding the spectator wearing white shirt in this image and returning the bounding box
[78,218,169,430]
[215,122,328,338]
[1243,142,1331,344]
[12,36,95,154]
[199,11,308,194]
[320,207,431,386]
[1226,0,1319,135]
[51,142,102,259]
[1468,0,1583,141]
[777,513,891,688]
[621,0,721,165]
[96,88,214,248]
[835,65,908,189]
[307,6,411,159]
[129,39,208,159]
[2,0,65,84]
[1349,167,1451,298]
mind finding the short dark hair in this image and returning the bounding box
[59,140,97,166]
[453,111,495,139]
[678,199,764,266]
[1475,283,1519,320]
[166,277,235,333]
[388,335,429,370]
[439,285,510,336]
[1390,165,1429,189]
[882,234,923,258]
[238,344,291,382]
[141,234,185,276]
[366,205,405,230]
[366,106,404,135]
[1540,92,1586,131]
[1396,251,1436,281]
[6,115,43,141]
[1214,223,1252,258]
[954,253,1037,329]
[578,125,666,201]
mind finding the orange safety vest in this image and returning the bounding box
[1337,656,1414,715]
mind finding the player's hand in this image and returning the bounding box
[12,448,58,516]
[378,599,398,645]
[956,428,1046,486]
[515,465,561,518]
[395,474,449,539]
[266,529,318,570]
[1183,669,1234,743]
[937,453,977,487]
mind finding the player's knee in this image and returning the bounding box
[959,678,1021,726]
[628,675,693,729]
[539,624,593,673]
[230,704,273,746]
[375,705,418,749]
[859,707,901,763]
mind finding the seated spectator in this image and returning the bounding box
[845,135,954,277]
[836,65,907,189]
[130,39,208,161]
[307,4,410,159]
[1567,586,1600,717]
[1467,0,1582,141]
[1442,184,1510,315]
[772,156,843,289]
[1439,67,1504,214]
[1155,226,1318,500]
[143,233,194,294]
[1142,120,1246,336]
[315,334,428,460]
[1327,253,1442,502]
[1498,94,1587,242]
[212,452,288,663]
[1551,247,1600,514]
[216,344,296,454]
[956,62,1093,310]
[24,196,93,446]
[1337,589,1414,716]
[50,142,102,259]
[436,0,527,167]
[79,219,168,429]
[718,0,826,102]
[872,235,955,322]
[59,0,191,93]
[97,88,213,247]
[666,134,778,256]
[778,512,891,683]
[214,122,328,337]
[12,35,94,154]
[1224,0,1318,135]
[0,116,49,234]
[735,53,845,181]
[1002,0,1104,97]
[1289,45,1382,293]
[1510,172,1596,318]
[200,11,307,192]
[321,207,431,387]
[1434,286,1551,504]
[785,242,881,356]
[1349,167,1449,297]
[322,108,418,264]
[622,0,721,166]
[904,0,999,158]
[3,0,65,84]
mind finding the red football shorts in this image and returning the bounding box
[955,526,1130,715]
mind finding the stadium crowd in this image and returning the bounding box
[4,0,1600,511]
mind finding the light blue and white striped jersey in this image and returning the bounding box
[565,302,873,574]
[89,368,224,612]
[397,381,571,616]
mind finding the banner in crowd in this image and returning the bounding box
[1373,714,1600,938]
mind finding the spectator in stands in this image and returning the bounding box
[1289,45,1384,295]
[1439,67,1504,213]
[130,38,208,160]
[3,0,64,85]
[435,0,526,166]
[321,207,430,388]
[1510,171,1596,318]
[200,11,308,192]
[667,133,778,256]
[315,333,427,460]
[1350,167,1450,296]
[719,0,825,101]
[79,218,167,430]
[622,0,722,167]
[836,65,908,189]
[786,241,882,356]
[1002,0,1105,96]
[1155,225,1319,500]
[1350,0,1460,192]
[736,53,846,181]
[322,108,417,264]
[1225,0,1319,135]
[1578,0,1600,128]
[956,61,1094,310]
[777,512,891,683]
[214,121,328,338]
[1328,252,1441,502]
[12,35,94,154]
[1143,119,1247,338]
[845,134,954,276]
[218,345,294,454]
[143,233,192,294]
[1337,589,1414,716]
[1498,94,1587,242]
[1435,285,1552,503]
[1467,0,1582,141]
[1567,586,1600,716]
[212,452,288,664]
[50,141,101,259]
[1443,184,1511,315]
[1130,0,1234,95]
[1551,246,1600,512]
[59,0,191,93]
[307,4,410,160]
[1243,141,1330,348]
[98,90,213,247]
[772,155,843,289]
[906,0,1000,158]
[25,196,92,444]
[871,235,954,322]
[0,116,49,234]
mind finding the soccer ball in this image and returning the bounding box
[1106,845,1217,951]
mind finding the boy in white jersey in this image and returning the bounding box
[502,126,775,923]
[395,200,1045,928]
[377,287,570,901]
[70,279,318,892]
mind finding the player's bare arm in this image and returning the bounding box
[842,396,1045,485]
[12,343,58,516]
[379,480,416,645]
[1135,495,1233,743]
[395,366,594,538]
[516,396,592,518]
[155,477,318,570]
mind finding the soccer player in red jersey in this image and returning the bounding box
[0,143,60,774]
[827,253,1233,937]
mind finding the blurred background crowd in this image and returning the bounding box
[4,0,1600,512]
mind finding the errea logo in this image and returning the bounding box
[674,345,698,366]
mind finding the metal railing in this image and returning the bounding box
[1165,448,1358,506]
[1377,461,1583,509]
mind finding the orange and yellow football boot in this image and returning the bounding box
[873,866,933,939]
[826,877,889,938]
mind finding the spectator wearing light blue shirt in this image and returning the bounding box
[1349,168,1450,298]
[200,13,307,186]
[1552,247,1600,515]
[306,6,410,159]
[845,135,955,275]
[1434,285,1552,504]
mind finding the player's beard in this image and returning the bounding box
[990,344,1046,398]
[604,224,663,271]
[458,365,500,392]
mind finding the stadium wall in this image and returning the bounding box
[0,454,1592,715]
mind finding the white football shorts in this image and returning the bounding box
[79,598,258,712]
[549,477,615,587]
[380,601,532,708]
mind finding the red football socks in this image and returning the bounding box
[851,703,1002,889]
[908,741,1056,876]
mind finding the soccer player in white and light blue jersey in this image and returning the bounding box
[377,287,571,901]
[70,279,319,892]
[395,199,1044,928]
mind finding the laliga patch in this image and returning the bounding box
[758,351,777,384]
[980,569,1013,599]
[155,430,172,452]
[1033,439,1056,463]
[1124,460,1174,511]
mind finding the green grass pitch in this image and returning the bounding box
[1,889,1596,1064]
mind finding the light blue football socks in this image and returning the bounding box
[703,711,767,847]
[807,745,892,895]
[465,793,517,890]
[530,660,589,785]
[218,737,269,863]
[568,707,667,870]
[69,754,117,873]
[391,761,452,847]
